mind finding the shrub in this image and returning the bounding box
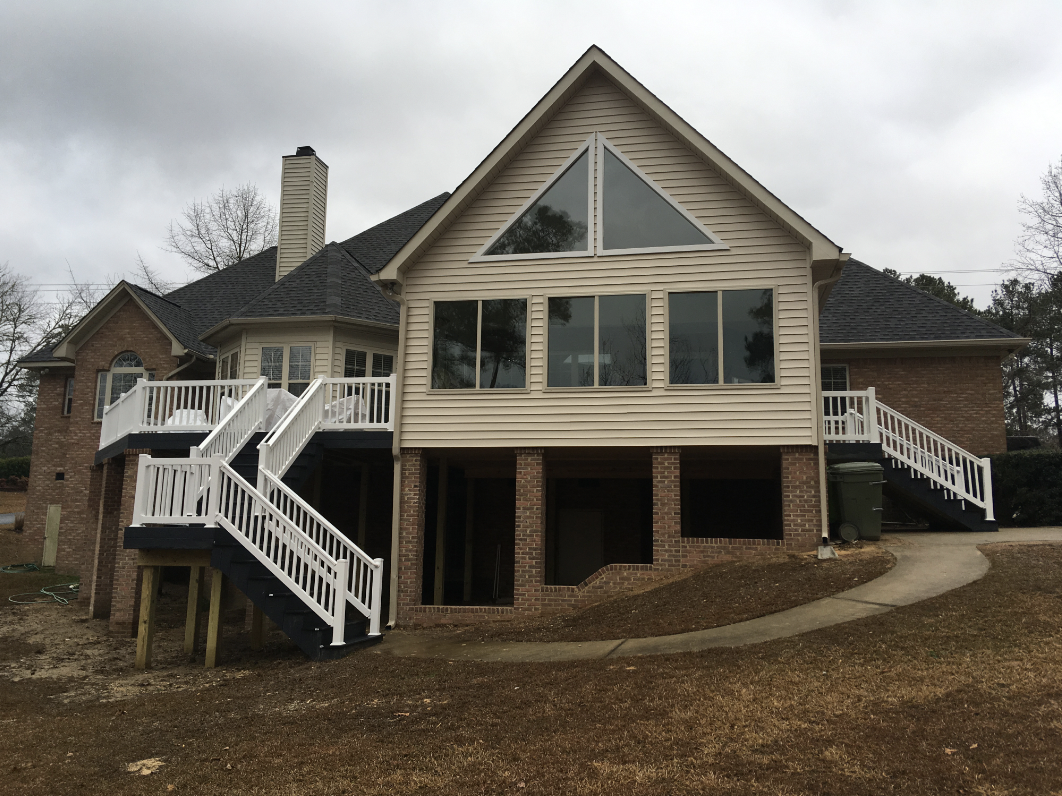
[990,449,1062,526]
[0,456,30,480]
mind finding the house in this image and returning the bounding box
[16,47,1025,663]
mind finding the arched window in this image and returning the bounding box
[95,352,154,420]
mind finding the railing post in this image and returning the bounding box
[981,457,995,522]
[331,557,350,646]
[136,378,148,428]
[865,387,879,443]
[206,458,223,526]
[132,454,151,526]
[369,558,384,636]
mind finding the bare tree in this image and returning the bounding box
[1012,156,1062,282]
[164,183,278,274]
[131,251,177,295]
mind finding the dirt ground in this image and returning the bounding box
[0,491,26,515]
[2,541,1061,795]
[422,544,893,642]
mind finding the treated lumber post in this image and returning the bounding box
[184,566,204,655]
[205,568,224,669]
[250,605,264,651]
[433,459,448,606]
[135,566,160,670]
[463,478,475,603]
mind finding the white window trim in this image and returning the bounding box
[596,135,728,257]
[821,364,850,392]
[663,286,780,389]
[343,348,398,378]
[95,353,154,421]
[259,343,315,393]
[542,291,652,391]
[427,296,532,393]
[469,136,595,263]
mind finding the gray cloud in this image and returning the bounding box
[2,0,1061,307]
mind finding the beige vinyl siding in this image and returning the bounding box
[332,327,399,375]
[398,71,817,448]
[276,155,328,280]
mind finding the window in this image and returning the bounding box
[260,345,313,395]
[218,350,241,380]
[821,365,849,392]
[371,353,394,377]
[431,299,527,389]
[62,377,74,416]
[668,289,775,385]
[344,349,367,378]
[548,295,647,388]
[95,352,154,420]
[474,134,725,261]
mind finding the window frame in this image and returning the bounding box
[542,290,651,391]
[821,364,850,392]
[258,343,316,395]
[94,352,154,421]
[62,377,74,416]
[469,136,596,263]
[217,348,242,380]
[427,296,531,392]
[663,286,780,389]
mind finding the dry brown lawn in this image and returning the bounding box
[1,542,1061,795]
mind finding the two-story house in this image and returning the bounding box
[18,47,1023,662]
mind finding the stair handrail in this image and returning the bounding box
[257,377,325,486]
[214,462,357,643]
[873,400,994,519]
[193,377,268,462]
[258,468,383,635]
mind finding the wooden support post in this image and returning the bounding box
[357,463,370,549]
[463,478,475,603]
[249,605,264,651]
[433,459,448,606]
[135,566,160,670]
[205,568,224,669]
[184,565,204,655]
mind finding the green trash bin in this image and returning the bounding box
[827,462,885,541]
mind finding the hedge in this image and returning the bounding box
[989,449,1062,527]
[0,456,30,480]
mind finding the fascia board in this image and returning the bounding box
[18,359,75,370]
[820,338,1030,355]
[201,315,399,342]
[377,45,842,284]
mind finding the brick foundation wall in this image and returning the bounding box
[396,448,426,622]
[23,299,179,581]
[109,450,149,636]
[651,447,681,570]
[540,564,660,613]
[407,605,516,627]
[780,445,821,552]
[88,457,124,619]
[514,448,545,614]
[827,354,1007,456]
[680,537,786,568]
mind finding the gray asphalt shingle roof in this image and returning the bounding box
[820,260,1020,344]
[337,193,450,274]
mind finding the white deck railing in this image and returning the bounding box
[193,378,268,462]
[823,388,994,521]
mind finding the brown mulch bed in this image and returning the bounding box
[2,542,1061,795]
[422,544,894,643]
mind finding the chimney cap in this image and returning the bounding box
[295,146,316,157]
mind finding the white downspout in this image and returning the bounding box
[386,282,406,629]
[812,264,846,546]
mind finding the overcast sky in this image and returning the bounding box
[2,0,1060,308]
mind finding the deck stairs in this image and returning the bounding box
[127,376,395,660]
[823,388,997,532]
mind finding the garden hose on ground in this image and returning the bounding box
[1,562,40,574]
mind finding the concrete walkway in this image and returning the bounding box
[380,528,1062,663]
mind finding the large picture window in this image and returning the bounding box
[431,299,527,390]
[260,344,314,395]
[548,294,647,388]
[668,289,775,385]
[95,352,154,420]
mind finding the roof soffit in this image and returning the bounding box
[376,46,842,284]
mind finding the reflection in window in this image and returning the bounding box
[261,347,283,388]
[432,301,478,389]
[598,294,647,386]
[479,299,526,388]
[486,151,589,256]
[722,290,774,384]
[669,292,719,385]
[602,148,713,251]
[548,297,595,387]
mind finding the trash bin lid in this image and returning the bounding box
[827,461,884,479]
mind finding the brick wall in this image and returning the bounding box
[513,448,545,614]
[109,450,149,636]
[651,447,681,570]
[23,298,179,581]
[780,445,821,552]
[396,448,426,622]
[827,354,1007,456]
[88,457,124,619]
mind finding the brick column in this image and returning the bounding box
[514,448,545,614]
[396,449,427,622]
[781,445,821,552]
[109,450,148,636]
[89,458,124,619]
[651,447,682,570]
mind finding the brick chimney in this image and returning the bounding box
[275,146,328,281]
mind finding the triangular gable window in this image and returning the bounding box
[598,136,725,254]
[479,138,592,259]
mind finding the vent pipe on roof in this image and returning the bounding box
[276,146,328,281]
